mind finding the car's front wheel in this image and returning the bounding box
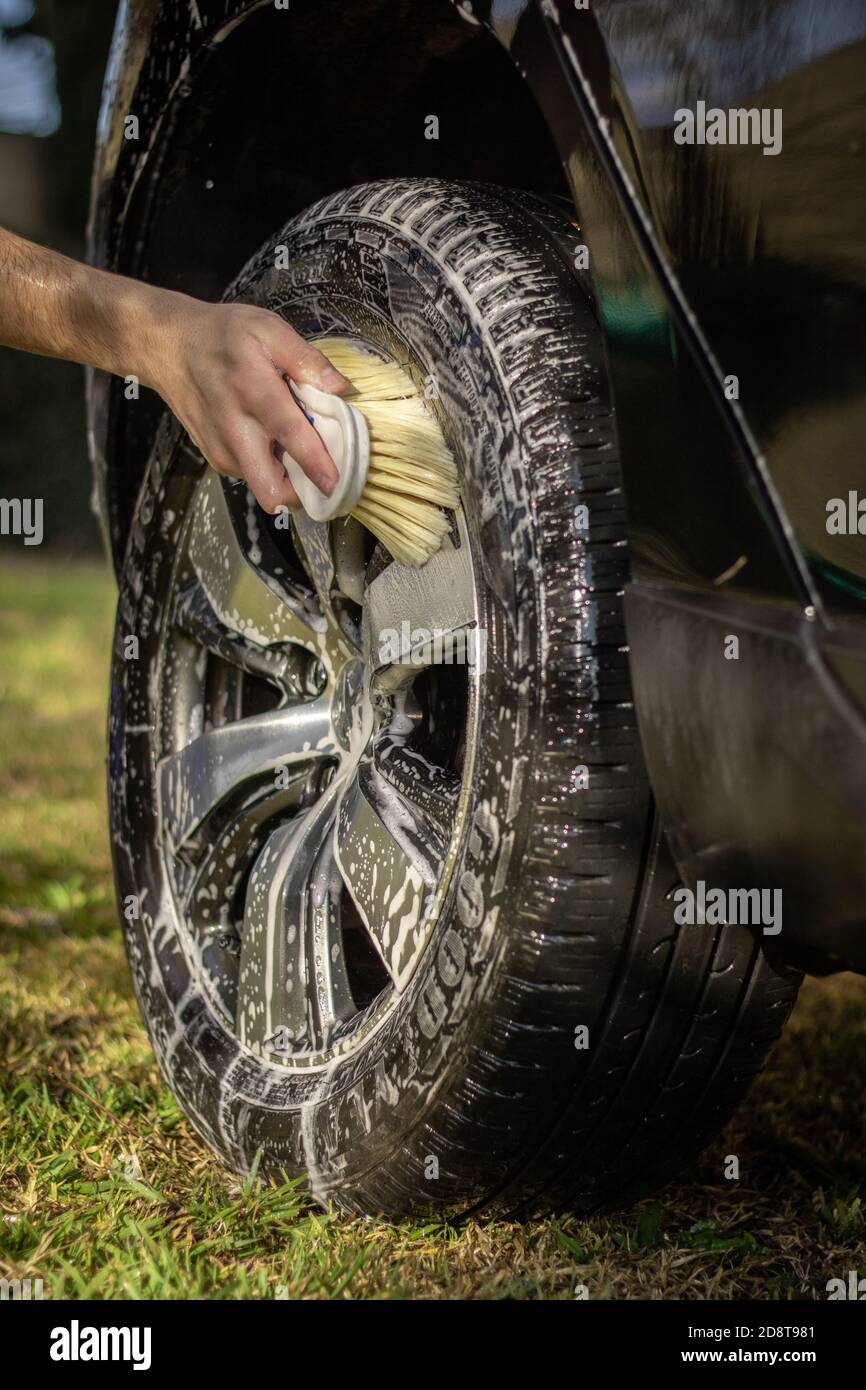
[109,179,799,1218]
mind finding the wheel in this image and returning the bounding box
[109,179,799,1218]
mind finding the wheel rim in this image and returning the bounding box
[154,440,479,1068]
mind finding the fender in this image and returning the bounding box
[87,0,866,970]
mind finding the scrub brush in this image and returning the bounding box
[279,337,459,567]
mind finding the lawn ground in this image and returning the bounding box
[1,554,864,1299]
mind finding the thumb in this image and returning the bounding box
[270,322,349,395]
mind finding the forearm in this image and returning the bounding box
[0,224,347,512]
[0,226,182,389]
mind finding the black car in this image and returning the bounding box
[88,0,866,1218]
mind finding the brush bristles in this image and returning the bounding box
[312,336,459,567]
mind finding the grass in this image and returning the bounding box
[1,553,864,1300]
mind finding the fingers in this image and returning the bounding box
[196,388,337,514]
[279,411,340,496]
[257,376,339,496]
[175,302,350,518]
[247,454,302,516]
[227,421,302,515]
[266,320,349,395]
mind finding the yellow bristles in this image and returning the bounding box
[312,337,459,567]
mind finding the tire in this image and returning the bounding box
[109,178,800,1218]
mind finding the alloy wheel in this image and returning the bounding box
[155,447,479,1068]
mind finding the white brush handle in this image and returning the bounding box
[279,380,370,522]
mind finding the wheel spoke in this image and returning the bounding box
[182,773,313,931]
[331,517,367,605]
[158,696,335,853]
[187,470,324,654]
[236,787,349,1055]
[373,735,461,839]
[362,536,479,689]
[292,510,336,614]
[334,763,442,990]
[306,836,356,1046]
[173,584,316,695]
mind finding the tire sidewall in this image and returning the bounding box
[112,182,553,1209]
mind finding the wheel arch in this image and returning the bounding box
[87,0,571,574]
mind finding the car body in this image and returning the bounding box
[88,0,866,982]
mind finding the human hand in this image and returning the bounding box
[148,297,349,514]
[0,229,348,516]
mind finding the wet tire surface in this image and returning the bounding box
[110,180,800,1218]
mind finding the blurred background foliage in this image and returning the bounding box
[0,0,118,552]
